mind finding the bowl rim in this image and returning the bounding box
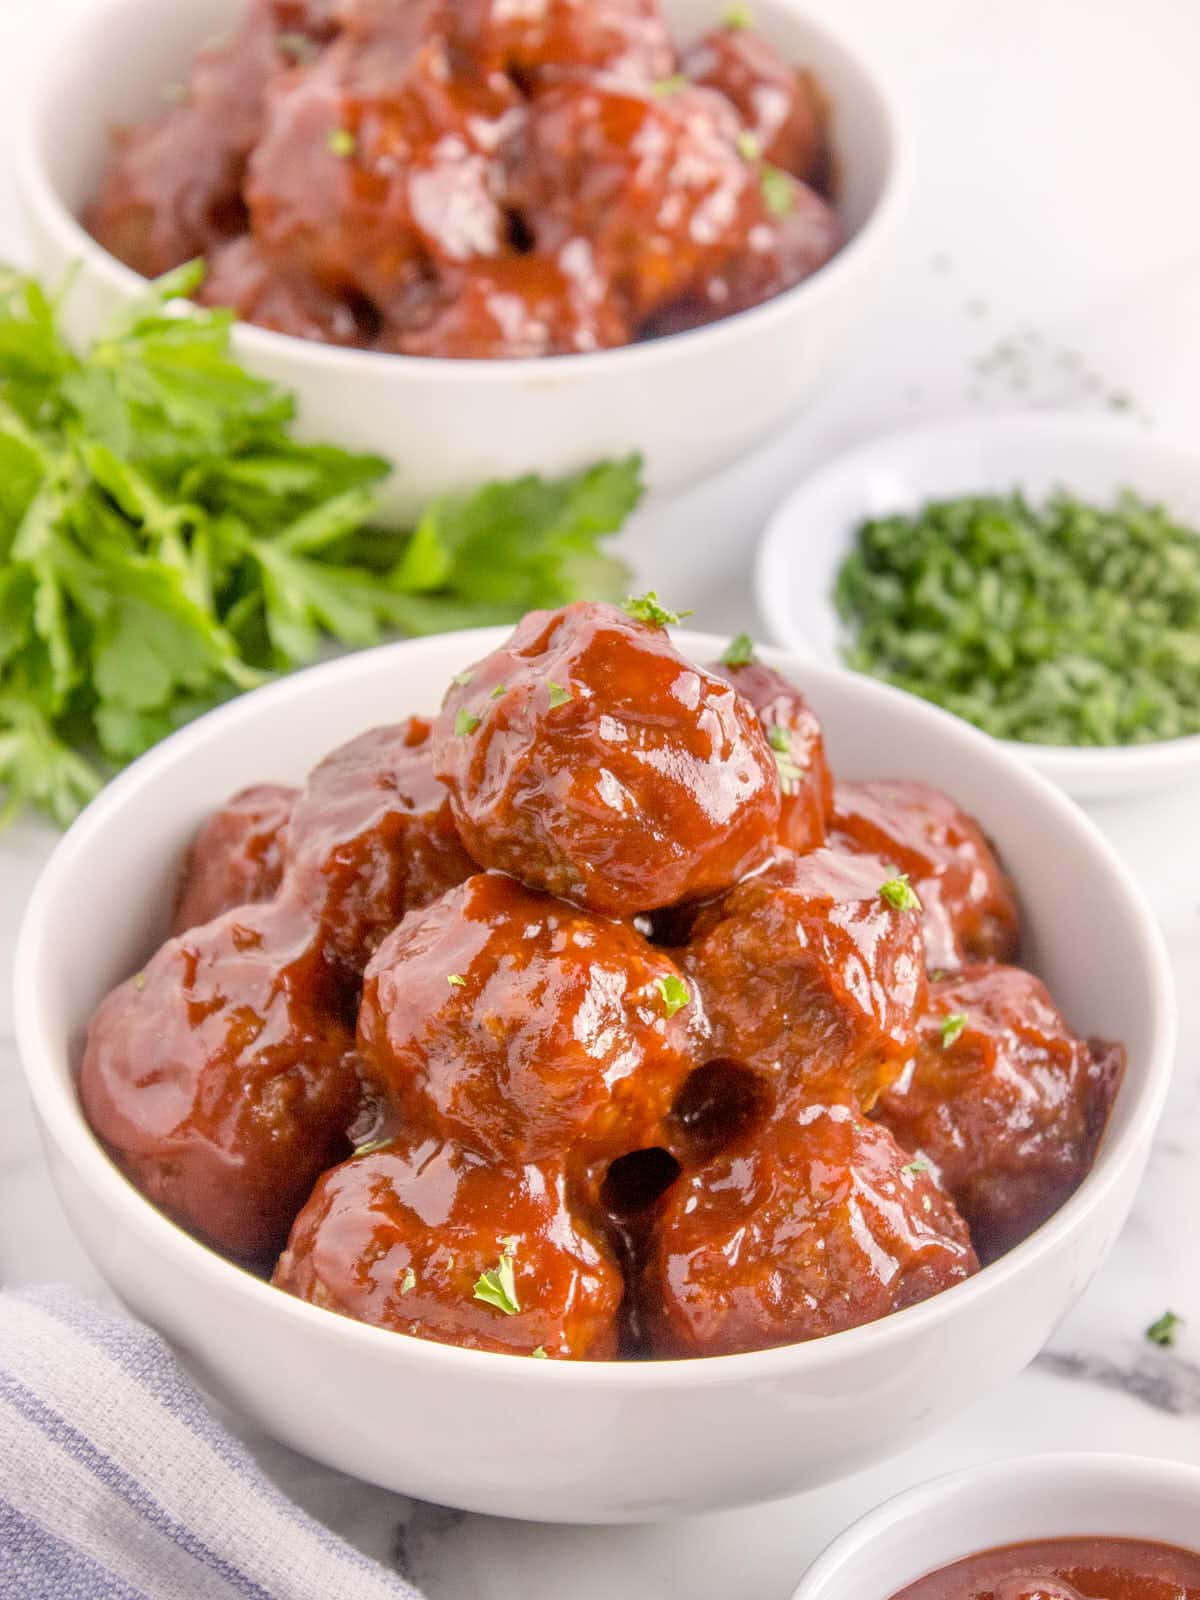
[754,410,1200,774]
[15,0,908,382]
[13,627,1176,1388]
[790,1451,1200,1599]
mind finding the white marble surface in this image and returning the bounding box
[2,0,1200,1594]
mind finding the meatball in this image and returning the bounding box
[172,782,297,936]
[451,0,674,85]
[357,871,700,1166]
[281,718,476,980]
[710,653,832,853]
[515,80,761,320]
[682,846,927,1110]
[432,602,780,917]
[682,25,828,181]
[642,175,840,336]
[830,779,1020,972]
[79,902,361,1261]
[641,1106,978,1356]
[87,2,285,276]
[874,965,1126,1263]
[388,243,629,358]
[245,20,522,310]
[274,1132,622,1357]
[198,236,377,345]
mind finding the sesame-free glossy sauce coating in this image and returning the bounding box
[889,1537,1200,1599]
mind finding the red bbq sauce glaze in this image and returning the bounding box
[888,1537,1200,1600]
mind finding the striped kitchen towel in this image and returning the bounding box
[0,1284,424,1600]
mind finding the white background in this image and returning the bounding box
[1,2,1199,1596]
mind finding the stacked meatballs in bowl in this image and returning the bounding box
[78,600,1123,1364]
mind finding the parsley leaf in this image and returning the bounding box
[454,708,481,736]
[547,680,572,708]
[653,973,691,1017]
[447,973,466,988]
[623,591,692,627]
[879,874,922,912]
[760,165,796,217]
[721,632,756,667]
[474,1243,521,1316]
[901,1158,929,1177]
[1146,1310,1184,1348]
[722,1,754,27]
[400,1267,417,1295]
[940,1012,967,1048]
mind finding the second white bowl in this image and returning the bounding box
[17,0,904,515]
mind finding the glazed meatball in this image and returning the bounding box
[245,20,522,311]
[515,80,761,321]
[432,603,780,917]
[274,1132,622,1357]
[282,718,476,980]
[79,902,361,1261]
[641,1106,978,1357]
[642,176,840,336]
[172,782,297,936]
[682,25,828,181]
[874,965,1126,1263]
[452,0,674,85]
[683,846,927,1110]
[87,2,285,276]
[710,653,832,853]
[357,872,700,1166]
[388,244,629,358]
[199,236,377,345]
[830,779,1020,972]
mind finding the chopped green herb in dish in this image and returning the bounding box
[0,264,642,827]
[879,874,922,913]
[623,591,691,628]
[835,490,1200,747]
[1146,1309,1184,1348]
[474,1242,521,1316]
[653,973,690,1017]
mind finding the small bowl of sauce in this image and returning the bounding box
[792,1455,1200,1600]
[890,1537,1200,1599]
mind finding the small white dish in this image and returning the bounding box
[755,413,1200,801]
[13,628,1175,1522]
[791,1452,1200,1599]
[17,0,905,516]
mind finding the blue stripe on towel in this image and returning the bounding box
[0,1499,151,1600]
[0,1369,272,1600]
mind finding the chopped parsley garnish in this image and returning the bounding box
[133,973,146,992]
[835,490,1200,747]
[447,973,466,988]
[531,1346,549,1359]
[474,1242,521,1316]
[721,632,756,667]
[879,874,922,912]
[1146,1310,1184,1348]
[489,683,507,699]
[400,1267,416,1295]
[452,671,475,688]
[623,591,692,627]
[277,30,318,62]
[652,74,689,97]
[653,974,691,1017]
[722,1,755,27]
[547,680,572,708]
[454,708,481,736]
[353,1138,390,1158]
[940,1012,967,1048]
[902,1158,929,1177]
[760,164,795,217]
[327,128,356,158]
[735,131,762,164]
[0,266,643,828]
[768,725,804,793]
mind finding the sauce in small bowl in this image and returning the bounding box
[890,1537,1200,1600]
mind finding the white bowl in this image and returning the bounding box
[755,413,1200,801]
[13,629,1175,1523]
[16,0,904,517]
[792,1453,1200,1599]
